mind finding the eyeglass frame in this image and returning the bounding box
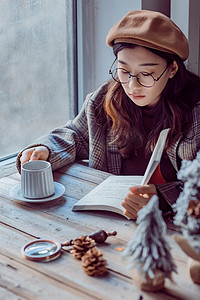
[109,58,170,88]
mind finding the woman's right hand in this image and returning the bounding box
[20,146,50,165]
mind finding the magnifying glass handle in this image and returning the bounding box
[61,230,117,247]
[89,230,117,243]
[61,240,73,247]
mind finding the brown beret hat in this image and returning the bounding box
[106,10,189,61]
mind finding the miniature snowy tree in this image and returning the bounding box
[173,151,200,246]
[172,151,200,284]
[123,195,177,291]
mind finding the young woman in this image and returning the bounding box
[17,10,200,219]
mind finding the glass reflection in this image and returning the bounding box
[25,241,58,257]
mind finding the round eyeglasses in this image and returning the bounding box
[109,59,169,88]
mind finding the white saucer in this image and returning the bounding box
[10,182,65,203]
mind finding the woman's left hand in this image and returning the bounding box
[122,184,157,220]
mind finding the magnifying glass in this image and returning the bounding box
[21,240,66,262]
[21,230,117,262]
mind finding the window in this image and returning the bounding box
[1,0,199,160]
[0,0,77,158]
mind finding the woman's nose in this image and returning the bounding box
[128,76,140,88]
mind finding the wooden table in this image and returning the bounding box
[0,162,200,300]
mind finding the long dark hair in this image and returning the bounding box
[103,42,200,157]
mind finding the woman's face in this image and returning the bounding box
[117,46,177,107]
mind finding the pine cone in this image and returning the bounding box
[187,200,200,219]
[81,247,108,276]
[70,235,96,259]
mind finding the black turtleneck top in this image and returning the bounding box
[120,104,177,212]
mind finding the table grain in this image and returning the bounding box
[0,162,200,300]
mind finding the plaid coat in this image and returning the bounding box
[17,82,200,206]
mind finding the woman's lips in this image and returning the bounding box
[128,93,145,100]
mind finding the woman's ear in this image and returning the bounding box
[169,61,178,78]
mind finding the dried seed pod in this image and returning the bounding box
[187,200,200,219]
[81,247,108,276]
[70,236,96,260]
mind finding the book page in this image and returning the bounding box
[141,128,170,185]
[72,175,143,211]
[73,129,170,217]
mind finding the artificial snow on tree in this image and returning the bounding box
[173,151,200,227]
[123,195,177,292]
[173,151,200,284]
[173,152,200,239]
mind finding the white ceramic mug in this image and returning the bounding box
[21,160,55,199]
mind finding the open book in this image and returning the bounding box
[72,128,170,219]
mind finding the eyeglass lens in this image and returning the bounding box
[113,68,155,87]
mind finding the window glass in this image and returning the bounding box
[0,0,76,158]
